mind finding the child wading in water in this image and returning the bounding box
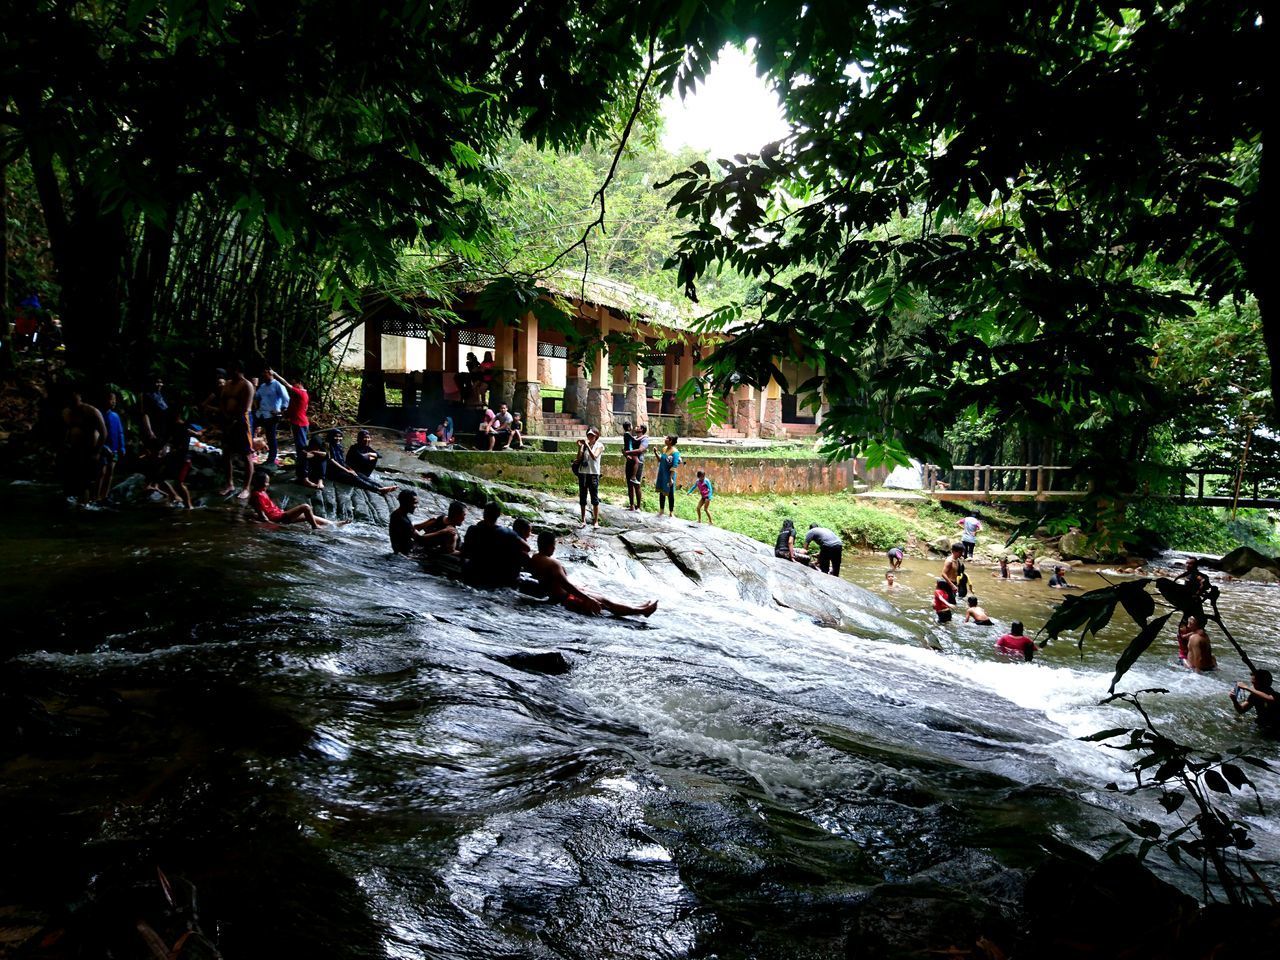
[249,472,343,529]
[687,469,714,524]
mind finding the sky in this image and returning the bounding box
[660,43,791,158]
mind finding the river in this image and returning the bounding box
[2,485,1278,958]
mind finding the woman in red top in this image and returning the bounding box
[248,473,337,529]
[996,621,1040,661]
[933,578,957,623]
[271,369,310,483]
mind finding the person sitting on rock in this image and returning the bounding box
[529,532,658,617]
[1047,565,1076,589]
[249,472,340,529]
[323,429,397,495]
[346,429,383,477]
[462,501,530,587]
[509,411,525,450]
[774,519,810,565]
[996,621,1040,661]
[389,491,465,556]
[964,595,994,625]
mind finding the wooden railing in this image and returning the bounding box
[921,464,1279,507]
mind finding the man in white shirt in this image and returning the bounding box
[576,427,605,528]
[958,513,982,559]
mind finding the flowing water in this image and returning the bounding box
[2,486,1278,958]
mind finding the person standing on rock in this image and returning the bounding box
[654,435,681,517]
[216,361,255,500]
[61,387,108,505]
[96,390,127,503]
[576,427,605,528]
[957,512,982,559]
[271,369,310,484]
[621,421,639,509]
[254,365,290,467]
[529,532,658,617]
[805,524,843,576]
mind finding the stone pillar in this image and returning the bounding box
[612,361,625,417]
[511,311,541,434]
[492,319,516,409]
[565,360,587,416]
[661,346,677,414]
[674,339,696,429]
[734,383,759,438]
[625,358,648,428]
[358,314,385,422]
[761,375,784,438]
[584,307,613,433]
[536,357,555,386]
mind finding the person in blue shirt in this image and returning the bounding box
[254,365,290,466]
[96,390,127,502]
[654,435,682,517]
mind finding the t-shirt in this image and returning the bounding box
[256,379,290,418]
[997,634,1036,661]
[103,409,126,455]
[961,517,981,543]
[636,435,650,459]
[933,589,952,612]
[143,391,169,441]
[286,386,310,427]
[805,527,842,549]
[578,439,605,476]
[1023,565,1042,580]
[252,489,284,522]
[495,411,513,428]
[389,510,415,554]
[888,547,904,560]
[1048,573,1069,587]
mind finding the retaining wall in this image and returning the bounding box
[418,449,868,495]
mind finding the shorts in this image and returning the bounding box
[228,418,252,455]
[936,609,952,624]
[578,473,600,507]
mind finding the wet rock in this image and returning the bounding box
[1058,531,1104,562]
[495,651,572,674]
[929,535,953,554]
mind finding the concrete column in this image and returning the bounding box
[661,346,677,414]
[625,356,648,428]
[492,319,516,409]
[734,383,760,438]
[761,374,784,438]
[358,314,385,421]
[674,338,696,428]
[512,311,541,434]
[584,306,613,432]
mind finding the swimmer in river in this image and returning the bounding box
[883,571,899,591]
[996,621,1040,662]
[964,595,993,625]
[932,578,958,624]
[1231,670,1279,733]
[1048,565,1078,589]
[992,557,1010,579]
[1183,616,1217,673]
[528,532,657,617]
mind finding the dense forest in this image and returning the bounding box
[1,1,1269,493]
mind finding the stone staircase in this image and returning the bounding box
[538,410,588,438]
[783,422,819,438]
[707,424,747,439]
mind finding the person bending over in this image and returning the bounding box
[964,595,993,625]
[249,472,339,529]
[805,524,843,575]
[886,546,904,570]
[529,533,657,617]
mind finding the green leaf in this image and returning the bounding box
[1108,613,1173,693]
[1203,769,1230,794]
[1116,579,1155,626]
[1220,764,1251,791]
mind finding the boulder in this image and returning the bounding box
[1058,531,1103,562]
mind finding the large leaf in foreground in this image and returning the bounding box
[1109,613,1174,693]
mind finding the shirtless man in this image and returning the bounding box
[528,532,657,617]
[62,389,108,503]
[942,543,964,603]
[217,360,255,499]
[1184,616,1217,673]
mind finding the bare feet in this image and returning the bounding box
[336,519,351,526]
[641,600,658,617]
[237,488,250,500]
[217,485,235,497]
[303,479,320,489]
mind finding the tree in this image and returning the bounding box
[657,1,1266,470]
[0,0,674,379]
